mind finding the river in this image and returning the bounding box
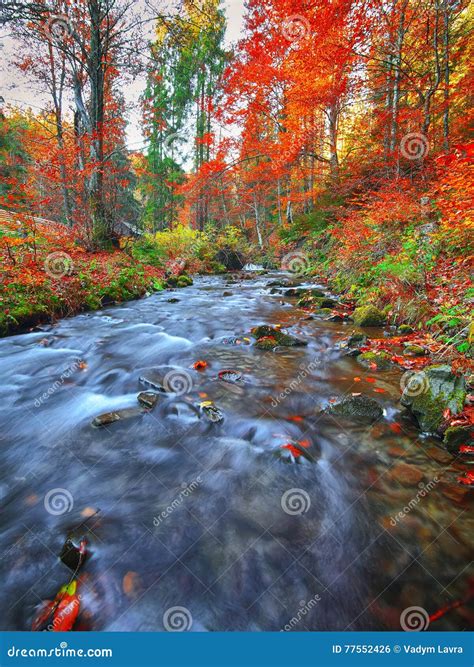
[0,272,472,631]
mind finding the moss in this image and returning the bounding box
[176,274,193,288]
[443,425,473,453]
[408,391,447,433]
[399,324,414,334]
[403,344,426,356]
[352,305,386,327]
[402,365,466,433]
[358,350,392,370]
[251,325,307,347]
[255,336,278,350]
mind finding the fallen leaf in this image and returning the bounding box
[123,571,142,599]
[193,360,207,371]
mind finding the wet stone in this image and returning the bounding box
[137,392,160,410]
[91,407,143,428]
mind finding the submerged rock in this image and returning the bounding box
[352,305,386,327]
[325,395,384,423]
[401,364,466,433]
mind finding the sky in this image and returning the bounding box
[0,0,245,150]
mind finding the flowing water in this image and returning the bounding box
[0,273,472,631]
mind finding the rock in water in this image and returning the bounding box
[352,305,386,327]
[357,351,392,370]
[137,392,160,409]
[91,407,143,428]
[251,325,307,348]
[200,401,224,423]
[60,535,87,572]
[218,370,242,384]
[325,395,383,423]
[401,364,466,433]
[215,248,245,271]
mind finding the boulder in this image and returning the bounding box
[325,395,383,423]
[215,248,245,271]
[251,325,307,348]
[352,305,386,327]
[401,364,466,433]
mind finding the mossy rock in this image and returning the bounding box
[255,336,278,350]
[251,325,307,347]
[347,332,367,347]
[401,364,466,433]
[443,425,473,454]
[399,324,414,334]
[357,351,392,370]
[403,344,427,357]
[325,395,383,424]
[352,305,386,327]
[176,275,193,288]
